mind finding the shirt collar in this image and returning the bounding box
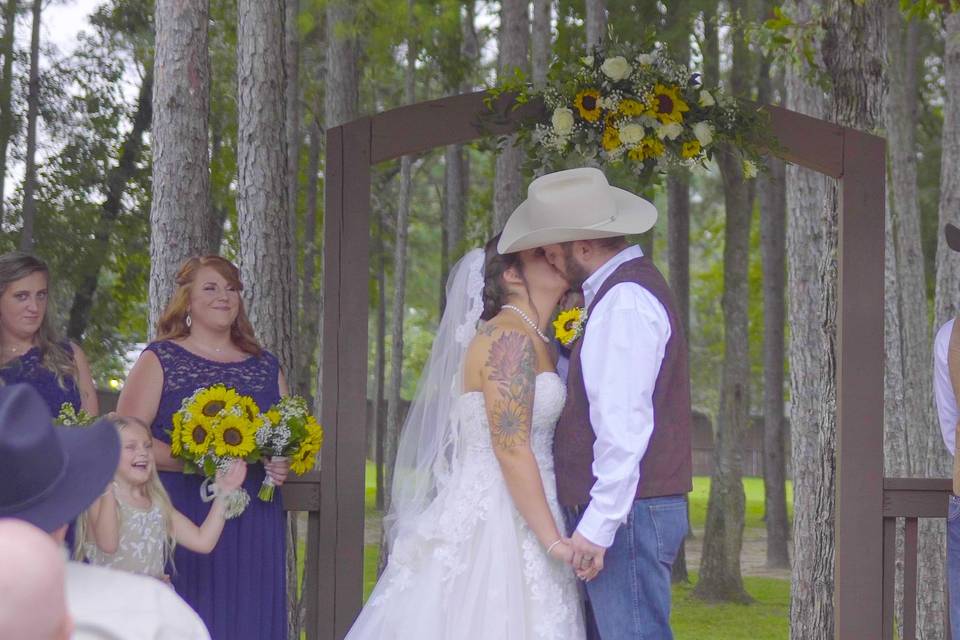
[582,245,645,308]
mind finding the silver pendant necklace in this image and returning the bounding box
[502,305,551,344]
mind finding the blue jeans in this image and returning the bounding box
[567,495,689,640]
[949,495,960,640]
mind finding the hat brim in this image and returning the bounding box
[947,224,960,252]
[14,416,119,533]
[497,186,658,254]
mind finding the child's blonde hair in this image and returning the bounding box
[74,416,177,569]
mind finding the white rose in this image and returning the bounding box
[551,108,575,135]
[636,53,656,66]
[656,122,683,140]
[692,121,714,147]
[581,56,594,67]
[620,123,645,145]
[742,159,758,179]
[699,90,716,107]
[600,56,632,81]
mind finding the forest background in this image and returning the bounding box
[4,0,957,637]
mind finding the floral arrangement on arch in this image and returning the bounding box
[486,42,774,182]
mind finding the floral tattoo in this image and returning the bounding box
[485,330,535,450]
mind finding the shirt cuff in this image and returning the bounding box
[575,503,622,548]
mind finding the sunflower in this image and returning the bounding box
[291,417,324,475]
[646,84,689,125]
[235,395,262,427]
[640,136,666,159]
[552,307,586,347]
[169,413,184,457]
[189,385,240,426]
[264,408,282,428]
[602,126,621,151]
[681,139,702,159]
[617,98,645,117]
[212,413,257,458]
[574,89,601,122]
[181,418,213,456]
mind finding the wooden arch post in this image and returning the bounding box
[316,94,886,639]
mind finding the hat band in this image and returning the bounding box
[0,448,69,514]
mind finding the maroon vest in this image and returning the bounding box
[555,256,693,507]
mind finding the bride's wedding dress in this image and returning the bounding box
[345,371,585,640]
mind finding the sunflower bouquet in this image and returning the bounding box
[486,41,773,183]
[55,402,96,427]
[170,384,263,518]
[255,395,323,502]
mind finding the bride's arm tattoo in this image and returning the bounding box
[484,330,536,450]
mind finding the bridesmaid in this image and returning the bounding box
[117,255,290,640]
[0,252,97,416]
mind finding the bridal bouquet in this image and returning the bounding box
[255,395,323,502]
[486,40,773,183]
[170,384,262,517]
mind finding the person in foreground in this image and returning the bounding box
[0,382,210,640]
[345,236,585,639]
[932,222,960,640]
[117,255,289,640]
[0,519,73,640]
[75,416,247,579]
[499,167,693,639]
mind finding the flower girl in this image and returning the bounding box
[75,416,246,579]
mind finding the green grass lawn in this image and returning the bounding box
[357,464,792,638]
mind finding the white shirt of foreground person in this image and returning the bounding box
[575,244,672,547]
[66,562,211,640]
[934,318,958,456]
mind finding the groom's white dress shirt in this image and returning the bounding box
[575,245,672,548]
[934,318,958,456]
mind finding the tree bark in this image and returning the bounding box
[297,117,322,401]
[285,0,301,394]
[67,69,154,341]
[0,0,17,227]
[531,0,550,88]
[149,0,212,335]
[492,0,528,232]
[585,0,606,50]
[325,0,359,130]
[19,0,40,252]
[236,0,295,379]
[786,0,885,635]
[373,200,387,511]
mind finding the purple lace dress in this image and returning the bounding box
[146,340,286,640]
[0,343,81,416]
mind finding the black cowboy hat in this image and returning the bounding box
[947,223,960,252]
[0,384,119,533]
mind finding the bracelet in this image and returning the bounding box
[546,538,563,555]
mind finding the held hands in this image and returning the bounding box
[569,531,606,582]
[263,456,291,487]
[214,459,248,494]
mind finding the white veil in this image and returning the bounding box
[383,248,486,549]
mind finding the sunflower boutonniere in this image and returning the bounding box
[553,307,588,347]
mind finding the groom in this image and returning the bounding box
[499,167,692,639]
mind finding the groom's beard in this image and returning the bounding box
[562,252,590,289]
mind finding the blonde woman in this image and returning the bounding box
[75,416,246,579]
[0,252,97,416]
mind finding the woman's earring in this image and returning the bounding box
[185,313,192,329]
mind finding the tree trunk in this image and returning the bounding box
[694,0,754,601]
[67,69,154,341]
[531,0,550,88]
[149,0,212,335]
[373,202,387,511]
[19,0,40,252]
[585,0,606,50]
[236,0,295,377]
[756,58,790,571]
[325,0,358,129]
[786,0,885,635]
[492,0,528,232]
[297,118,322,401]
[285,0,301,394]
[0,0,17,227]
[384,0,417,540]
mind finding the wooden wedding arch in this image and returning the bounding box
[288,91,949,640]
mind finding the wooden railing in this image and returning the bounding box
[281,470,322,639]
[882,477,952,640]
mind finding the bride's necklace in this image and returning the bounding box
[502,305,551,344]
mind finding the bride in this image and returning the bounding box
[345,236,586,639]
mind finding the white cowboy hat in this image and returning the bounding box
[497,167,658,254]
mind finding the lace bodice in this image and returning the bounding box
[0,343,80,415]
[85,497,167,578]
